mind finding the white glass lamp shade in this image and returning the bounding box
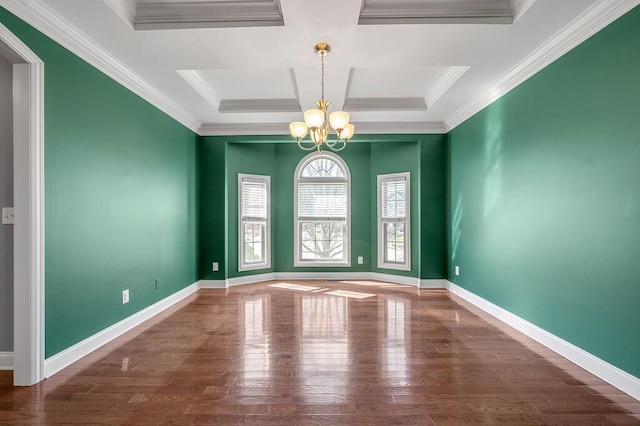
[339,123,355,140]
[329,111,350,131]
[304,109,325,129]
[289,121,308,139]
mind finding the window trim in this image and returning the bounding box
[294,151,351,267]
[377,172,411,271]
[238,173,271,272]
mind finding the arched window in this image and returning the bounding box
[294,152,350,266]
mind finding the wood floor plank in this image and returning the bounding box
[1,280,638,425]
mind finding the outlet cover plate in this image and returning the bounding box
[2,207,14,224]
[122,289,129,304]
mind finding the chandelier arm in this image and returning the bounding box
[326,138,347,152]
[297,138,318,151]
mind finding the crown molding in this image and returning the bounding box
[219,99,301,113]
[177,69,221,111]
[103,0,136,30]
[344,97,427,112]
[426,66,470,108]
[199,121,447,136]
[359,0,514,25]
[511,0,537,22]
[134,0,284,30]
[445,0,640,131]
[199,123,288,136]
[0,0,202,133]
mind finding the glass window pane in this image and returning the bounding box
[382,178,407,219]
[300,221,345,261]
[301,157,345,178]
[298,182,347,218]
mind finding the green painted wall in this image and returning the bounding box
[198,136,447,279]
[227,142,276,278]
[370,141,420,277]
[420,136,447,279]
[447,6,640,377]
[1,9,199,357]
[274,142,373,273]
[199,137,226,280]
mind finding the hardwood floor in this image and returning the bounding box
[1,280,639,425]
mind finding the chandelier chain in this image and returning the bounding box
[321,51,325,102]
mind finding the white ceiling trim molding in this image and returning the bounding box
[104,0,136,30]
[199,123,288,136]
[219,99,301,113]
[445,0,640,132]
[134,0,284,30]
[356,121,447,134]
[511,0,537,22]
[177,69,221,111]
[358,0,514,25]
[0,0,202,133]
[425,66,470,109]
[344,97,427,112]
[199,121,448,136]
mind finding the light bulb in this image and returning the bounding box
[304,109,325,129]
[289,121,308,139]
[329,111,349,131]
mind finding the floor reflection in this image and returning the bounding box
[298,294,350,390]
[241,295,270,381]
[381,295,410,380]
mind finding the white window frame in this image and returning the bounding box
[238,174,271,271]
[294,151,351,267]
[377,172,411,271]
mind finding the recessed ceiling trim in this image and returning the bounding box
[104,0,136,29]
[344,97,427,112]
[177,69,221,111]
[219,99,301,113]
[134,0,284,30]
[445,0,640,131]
[1,0,201,132]
[511,0,537,22]
[359,0,514,25]
[199,121,447,136]
[426,66,470,109]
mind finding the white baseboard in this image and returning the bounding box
[0,352,13,370]
[220,272,422,287]
[274,272,371,281]
[419,279,449,289]
[447,281,640,401]
[44,281,200,378]
[227,273,276,287]
[371,272,420,287]
[198,280,227,289]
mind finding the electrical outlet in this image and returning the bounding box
[455,265,460,276]
[212,262,219,272]
[2,207,14,225]
[155,279,160,290]
[357,256,364,265]
[122,289,129,304]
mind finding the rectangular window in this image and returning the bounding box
[239,174,270,271]
[378,172,410,271]
[296,179,348,264]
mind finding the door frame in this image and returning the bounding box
[0,23,45,386]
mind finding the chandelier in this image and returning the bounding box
[289,43,355,152]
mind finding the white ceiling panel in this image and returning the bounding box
[1,0,636,135]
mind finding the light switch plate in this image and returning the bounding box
[2,207,14,225]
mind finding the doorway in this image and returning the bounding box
[0,23,45,386]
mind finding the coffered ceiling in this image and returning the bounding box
[1,0,638,135]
